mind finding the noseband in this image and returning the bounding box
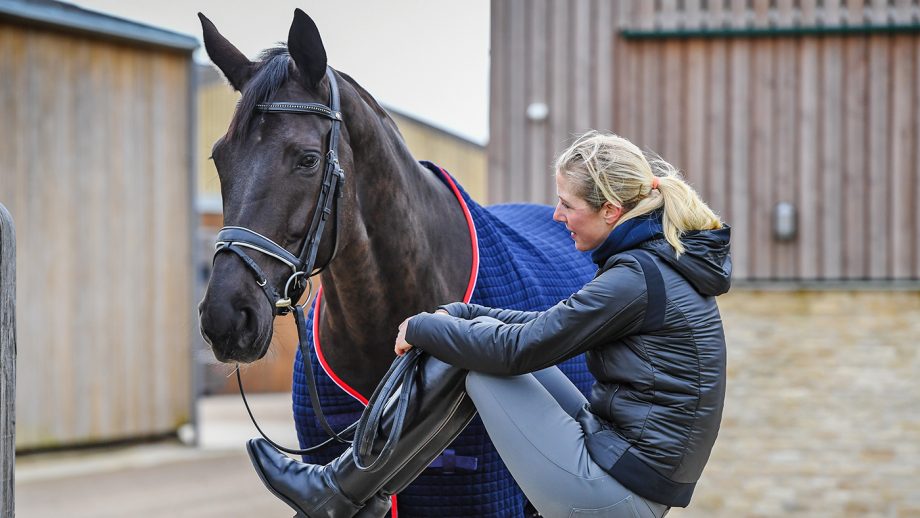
[214,66,345,316]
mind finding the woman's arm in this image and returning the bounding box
[406,256,648,375]
[438,302,542,324]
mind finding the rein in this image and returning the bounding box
[212,66,420,460]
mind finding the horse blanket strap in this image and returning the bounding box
[424,449,479,474]
[625,250,666,333]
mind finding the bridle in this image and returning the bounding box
[210,66,421,467]
[211,67,352,454]
[214,67,345,316]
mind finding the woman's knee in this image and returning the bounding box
[464,370,497,395]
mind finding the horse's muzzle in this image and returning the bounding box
[198,298,272,364]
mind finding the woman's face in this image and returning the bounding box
[552,173,621,251]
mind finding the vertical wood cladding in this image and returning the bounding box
[489,0,920,280]
[0,23,193,448]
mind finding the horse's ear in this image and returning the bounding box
[198,12,253,91]
[287,9,327,87]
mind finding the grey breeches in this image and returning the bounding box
[465,367,670,518]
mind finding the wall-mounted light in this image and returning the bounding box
[773,201,797,241]
[526,102,549,122]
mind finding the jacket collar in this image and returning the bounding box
[591,210,664,267]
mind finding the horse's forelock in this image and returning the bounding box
[228,47,293,140]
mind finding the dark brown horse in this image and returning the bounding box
[197,10,473,398]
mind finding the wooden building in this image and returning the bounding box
[0,0,197,449]
[489,0,920,281]
[491,2,920,515]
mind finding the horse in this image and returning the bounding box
[197,9,595,517]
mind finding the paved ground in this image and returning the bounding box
[15,394,298,517]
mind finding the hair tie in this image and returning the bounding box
[651,176,660,190]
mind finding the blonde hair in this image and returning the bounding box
[554,131,722,257]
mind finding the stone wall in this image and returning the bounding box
[673,290,920,518]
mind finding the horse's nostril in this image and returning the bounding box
[236,307,257,346]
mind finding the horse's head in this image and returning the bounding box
[197,10,353,363]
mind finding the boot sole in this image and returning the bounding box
[246,440,310,517]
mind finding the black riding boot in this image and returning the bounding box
[247,356,475,518]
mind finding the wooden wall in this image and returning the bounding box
[0,23,194,449]
[1,203,15,516]
[489,0,920,281]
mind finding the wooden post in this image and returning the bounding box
[0,203,15,517]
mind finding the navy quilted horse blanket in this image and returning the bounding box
[292,161,596,517]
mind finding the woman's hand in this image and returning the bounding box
[394,310,450,356]
[394,317,414,356]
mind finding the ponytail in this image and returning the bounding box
[555,132,722,257]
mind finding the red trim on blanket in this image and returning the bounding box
[310,167,479,400]
[436,166,479,303]
[309,165,479,518]
[312,287,369,405]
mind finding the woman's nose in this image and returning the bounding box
[552,203,564,222]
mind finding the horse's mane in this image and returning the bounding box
[228,46,292,140]
[228,46,402,141]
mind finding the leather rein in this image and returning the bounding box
[211,67,420,463]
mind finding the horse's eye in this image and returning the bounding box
[297,154,321,170]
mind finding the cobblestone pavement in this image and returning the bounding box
[670,290,920,518]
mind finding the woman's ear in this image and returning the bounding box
[602,202,623,225]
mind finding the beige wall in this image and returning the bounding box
[197,75,237,210]
[0,23,194,449]
[391,112,487,202]
[673,290,920,517]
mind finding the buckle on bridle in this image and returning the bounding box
[276,272,311,310]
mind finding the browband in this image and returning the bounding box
[255,102,342,120]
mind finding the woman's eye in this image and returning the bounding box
[297,154,320,169]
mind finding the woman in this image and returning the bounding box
[248,132,731,518]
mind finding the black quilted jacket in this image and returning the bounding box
[407,227,732,507]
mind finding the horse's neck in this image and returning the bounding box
[315,105,473,395]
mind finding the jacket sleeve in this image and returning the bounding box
[439,302,542,324]
[406,256,648,375]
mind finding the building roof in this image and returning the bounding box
[195,63,484,149]
[387,106,484,149]
[0,0,198,52]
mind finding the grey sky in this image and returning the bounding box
[68,1,491,144]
